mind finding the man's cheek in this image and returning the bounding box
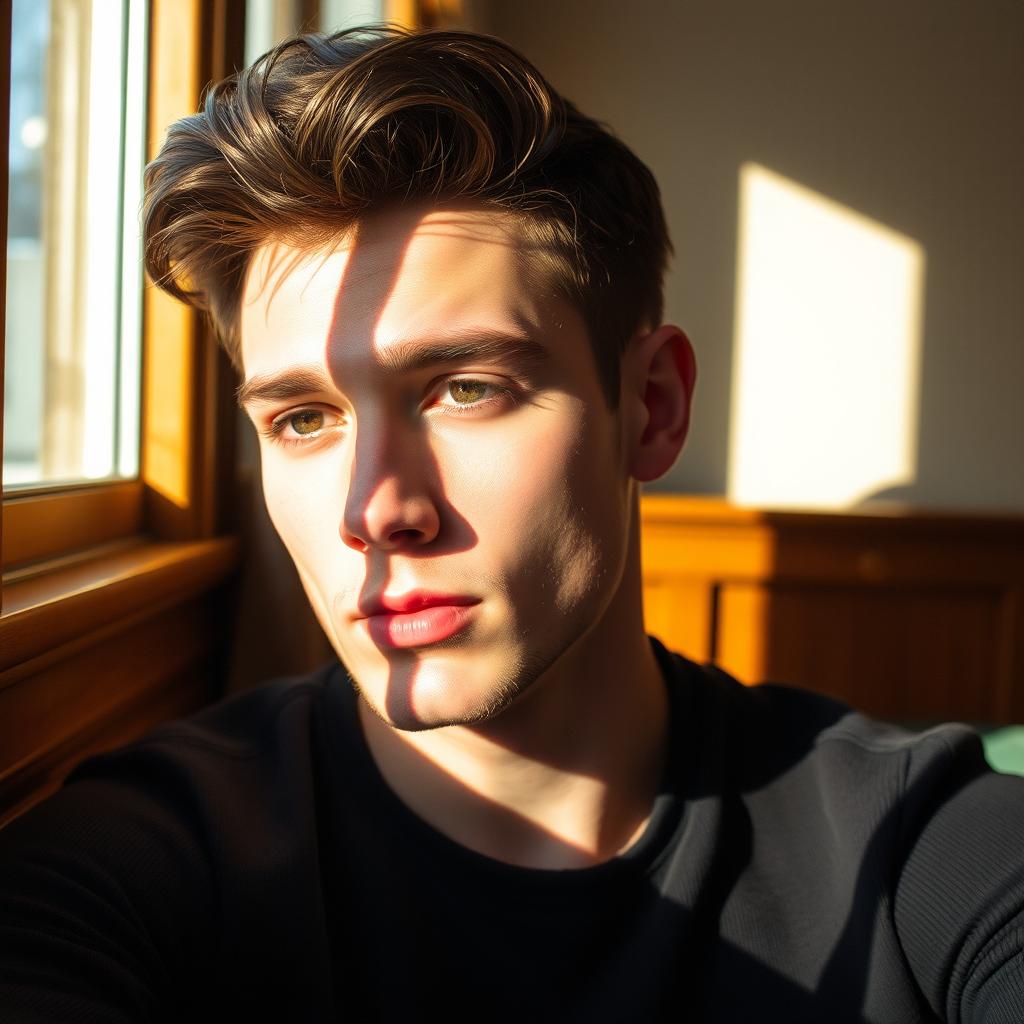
[447,416,579,499]
[262,465,332,567]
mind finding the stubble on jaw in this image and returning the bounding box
[344,639,555,733]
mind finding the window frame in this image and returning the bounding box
[1,0,242,586]
[0,0,244,823]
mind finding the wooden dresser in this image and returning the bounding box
[639,496,1024,724]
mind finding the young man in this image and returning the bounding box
[2,26,1023,1023]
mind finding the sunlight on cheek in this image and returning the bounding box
[262,458,338,569]
[441,417,578,522]
[441,410,613,615]
[263,475,308,552]
[552,512,604,610]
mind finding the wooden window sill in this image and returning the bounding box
[1,535,239,677]
[1,481,144,568]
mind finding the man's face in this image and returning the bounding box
[240,207,636,731]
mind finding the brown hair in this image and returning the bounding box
[143,25,671,405]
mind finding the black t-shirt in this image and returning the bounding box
[1,640,1023,1022]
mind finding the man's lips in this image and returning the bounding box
[357,591,479,617]
[356,592,481,649]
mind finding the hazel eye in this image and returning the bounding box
[426,376,519,418]
[288,409,324,435]
[447,380,490,405]
[261,405,344,449]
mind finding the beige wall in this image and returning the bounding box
[469,0,1024,512]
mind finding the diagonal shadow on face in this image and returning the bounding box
[320,206,649,777]
[325,206,479,729]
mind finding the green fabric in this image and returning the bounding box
[982,727,1024,777]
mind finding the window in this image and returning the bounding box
[4,0,147,491]
[0,0,243,825]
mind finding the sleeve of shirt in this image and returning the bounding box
[893,727,1024,1024]
[0,755,216,1023]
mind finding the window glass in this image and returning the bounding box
[3,0,147,491]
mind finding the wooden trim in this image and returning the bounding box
[204,0,247,84]
[384,0,419,27]
[298,0,319,33]
[641,495,1024,585]
[0,535,238,675]
[385,0,464,29]
[641,493,1024,536]
[0,1,11,605]
[141,0,243,542]
[0,596,227,826]
[1,481,143,569]
[141,0,203,535]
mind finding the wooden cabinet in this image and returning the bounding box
[640,496,1024,724]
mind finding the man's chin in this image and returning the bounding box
[349,650,551,733]
[357,678,520,733]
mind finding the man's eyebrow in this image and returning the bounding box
[236,366,333,408]
[237,332,549,408]
[374,332,549,376]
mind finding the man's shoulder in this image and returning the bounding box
[653,660,1024,1019]
[0,664,350,1022]
[657,641,990,808]
[82,660,341,768]
[51,661,347,818]
[1,661,350,882]
[147,661,340,754]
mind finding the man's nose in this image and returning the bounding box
[340,432,441,553]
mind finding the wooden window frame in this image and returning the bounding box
[1,0,245,599]
[0,0,245,823]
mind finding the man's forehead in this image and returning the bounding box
[243,207,536,303]
[239,206,565,376]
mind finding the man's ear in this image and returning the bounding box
[623,325,696,483]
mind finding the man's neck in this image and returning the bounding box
[356,554,669,870]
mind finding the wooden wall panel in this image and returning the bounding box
[639,496,1024,725]
[712,582,767,684]
[717,582,1002,722]
[642,577,714,663]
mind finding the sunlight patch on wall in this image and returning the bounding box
[728,164,925,508]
